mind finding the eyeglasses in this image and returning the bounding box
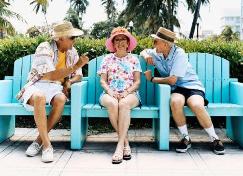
[113,38,128,43]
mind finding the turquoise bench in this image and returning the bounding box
[1,53,243,151]
[0,55,82,147]
[71,53,243,150]
[159,53,243,149]
[71,54,169,150]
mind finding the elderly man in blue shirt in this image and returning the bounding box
[140,27,225,155]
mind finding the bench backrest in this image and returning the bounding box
[11,53,230,104]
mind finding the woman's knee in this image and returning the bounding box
[119,99,130,110]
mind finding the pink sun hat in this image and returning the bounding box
[105,27,137,52]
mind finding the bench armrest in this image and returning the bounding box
[71,81,88,106]
[230,82,243,105]
[4,76,14,80]
[0,80,13,103]
[155,84,171,107]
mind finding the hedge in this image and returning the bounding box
[0,35,243,80]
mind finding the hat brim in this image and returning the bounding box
[151,34,175,44]
[106,32,137,52]
[52,28,84,38]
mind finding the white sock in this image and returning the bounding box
[204,125,219,142]
[178,124,190,140]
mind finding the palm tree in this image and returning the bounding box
[101,0,117,21]
[188,0,209,39]
[120,0,210,35]
[0,0,25,37]
[220,25,240,41]
[64,6,83,29]
[119,0,180,34]
[69,0,89,17]
[29,0,51,14]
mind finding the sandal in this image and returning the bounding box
[123,146,132,160]
[112,148,123,164]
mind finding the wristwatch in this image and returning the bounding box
[150,77,154,82]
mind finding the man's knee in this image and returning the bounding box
[170,96,185,109]
[32,92,46,105]
[188,101,205,112]
[52,94,67,107]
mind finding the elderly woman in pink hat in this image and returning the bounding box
[97,27,142,164]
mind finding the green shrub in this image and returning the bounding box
[0,36,243,80]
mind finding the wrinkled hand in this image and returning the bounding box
[107,89,118,99]
[75,55,89,68]
[63,80,71,98]
[145,55,154,65]
[117,90,129,101]
[144,70,152,81]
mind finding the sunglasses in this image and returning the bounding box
[69,36,76,40]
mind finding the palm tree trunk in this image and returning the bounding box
[189,0,202,38]
[167,0,174,31]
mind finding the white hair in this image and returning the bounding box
[53,37,60,42]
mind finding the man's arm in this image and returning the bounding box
[152,76,177,85]
[144,70,177,85]
[41,55,88,81]
[140,49,154,65]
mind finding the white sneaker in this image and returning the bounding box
[26,142,42,157]
[42,146,54,163]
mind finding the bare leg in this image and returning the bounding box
[187,95,212,128]
[100,94,129,146]
[28,92,50,149]
[116,93,139,153]
[35,94,67,145]
[170,93,186,126]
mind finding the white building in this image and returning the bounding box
[221,16,241,34]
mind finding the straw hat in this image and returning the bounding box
[51,21,83,39]
[105,27,137,52]
[151,27,176,43]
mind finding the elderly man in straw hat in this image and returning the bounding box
[141,27,225,155]
[17,21,89,163]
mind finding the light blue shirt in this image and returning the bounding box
[146,45,205,92]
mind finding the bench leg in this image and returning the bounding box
[71,111,88,150]
[0,115,15,143]
[226,116,243,147]
[152,118,158,142]
[226,116,235,141]
[157,109,170,151]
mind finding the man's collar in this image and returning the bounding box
[166,44,175,60]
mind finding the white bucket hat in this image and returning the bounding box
[51,21,83,39]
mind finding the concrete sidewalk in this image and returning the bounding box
[0,128,242,176]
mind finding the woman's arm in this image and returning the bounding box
[100,73,117,98]
[127,71,141,93]
[119,71,141,99]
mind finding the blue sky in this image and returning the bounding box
[9,0,241,35]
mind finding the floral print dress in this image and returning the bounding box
[97,53,142,103]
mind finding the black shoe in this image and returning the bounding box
[176,136,192,153]
[212,139,225,155]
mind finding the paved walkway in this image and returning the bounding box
[0,128,242,176]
